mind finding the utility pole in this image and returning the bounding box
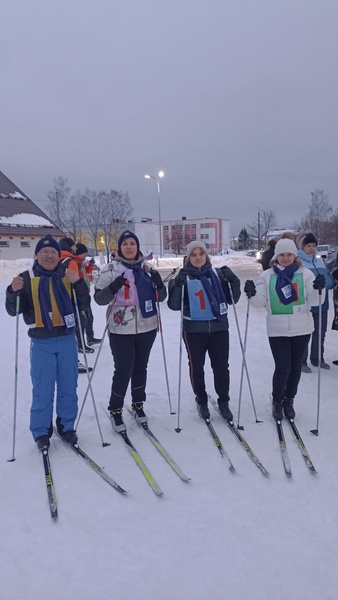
[257,207,261,249]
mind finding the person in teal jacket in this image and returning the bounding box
[297,233,334,372]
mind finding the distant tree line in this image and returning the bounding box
[239,189,338,249]
[47,176,133,254]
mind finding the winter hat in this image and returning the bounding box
[75,243,88,255]
[302,233,318,247]
[59,237,76,252]
[186,240,207,260]
[272,239,297,260]
[35,235,60,256]
[117,230,140,256]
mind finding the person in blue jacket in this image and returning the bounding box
[168,240,241,421]
[5,235,90,451]
[297,233,334,372]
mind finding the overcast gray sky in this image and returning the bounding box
[2,0,338,237]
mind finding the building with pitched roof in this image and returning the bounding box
[0,171,64,259]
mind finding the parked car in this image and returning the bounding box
[246,249,262,259]
[316,244,337,262]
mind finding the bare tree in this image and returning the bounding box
[65,190,88,241]
[247,210,277,247]
[47,176,70,229]
[98,190,133,257]
[303,189,333,242]
[168,223,191,255]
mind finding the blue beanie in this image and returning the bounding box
[117,230,140,256]
[35,235,60,256]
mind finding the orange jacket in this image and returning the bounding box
[59,250,78,274]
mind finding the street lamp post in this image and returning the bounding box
[144,171,164,258]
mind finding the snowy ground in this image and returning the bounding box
[1,253,338,600]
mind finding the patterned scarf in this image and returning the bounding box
[34,264,75,332]
[132,264,157,318]
[273,264,298,305]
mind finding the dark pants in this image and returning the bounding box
[269,335,310,401]
[108,330,157,410]
[183,330,230,404]
[302,311,328,365]
[76,298,95,347]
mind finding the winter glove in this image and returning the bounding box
[174,269,188,287]
[244,280,256,298]
[109,275,128,295]
[150,269,164,289]
[313,274,326,290]
[218,266,237,284]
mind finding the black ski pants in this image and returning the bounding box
[183,330,230,404]
[108,329,157,410]
[269,334,310,401]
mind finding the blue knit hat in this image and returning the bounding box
[35,235,60,256]
[117,230,140,257]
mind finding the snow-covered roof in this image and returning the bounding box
[0,213,53,227]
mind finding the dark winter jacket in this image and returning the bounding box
[167,261,241,333]
[5,261,90,339]
[331,257,338,330]
[259,246,275,271]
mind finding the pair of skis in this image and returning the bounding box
[205,396,269,476]
[110,407,190,497]
[276,419,317,477]
[42,429,128,520]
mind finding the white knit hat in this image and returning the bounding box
[272,238,297,260]
[186,240,207,260]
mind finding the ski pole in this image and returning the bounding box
[8,293,20,462]
[310,288,323,436]
[236,296,251,430]
[175,284,185,432]
[73,289,110,447]
[155,289,175,414]
[76,297,116,427]
[227,282,262,424]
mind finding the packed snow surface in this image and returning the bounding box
[1,254,337,600]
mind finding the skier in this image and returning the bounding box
[297,233,333,372]
[167,240,241,421]
[94,230,166,432]
[244,238,325,421]
[75,243,102,346]
[259,239,277,271]
[5,235,90,450]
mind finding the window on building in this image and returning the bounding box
[192,224,196,229]
[0,241,9,247]
[192,234,196,241]
[20,241,30,248]
[164,225,169,230]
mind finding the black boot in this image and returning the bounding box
[272,398,283,421]
[36,435,50,451]
[283,397,295,420]
[87,337,102,346]
[131,402,148,424]
[196,399,210,420]
[218,400,233,421]
[110,408,126,433]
